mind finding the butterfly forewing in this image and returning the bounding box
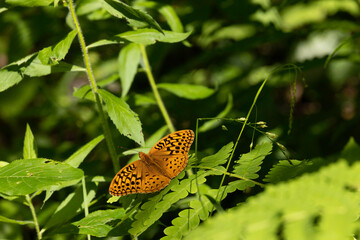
[149,130,194,178]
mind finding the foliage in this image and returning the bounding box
[0,0,360,239]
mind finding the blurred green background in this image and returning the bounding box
[0,0,359,238]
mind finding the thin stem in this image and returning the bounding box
[139,44,176,133]
[67,0,119,172]
[26,195,41,240]
[81,177,91,240]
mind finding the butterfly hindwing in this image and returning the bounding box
[109,160,144,196]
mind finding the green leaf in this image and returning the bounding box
[157,83,214,100]
[118,43,141,97]
[136,2,184,32]
[72,209,126,237]
[73,85,94,101]
[88,29,191,48]
[98,89,144,145]
[23,124,37,159]
[5,0,53,7]
[0,69,23,92]
[65,135,104,168]
[101,0,163,33]
[0,215,34,225]
[23,56,85,77]
[0,159,83,196]
[38,30,78,65]
[199,94,233,132]
[339,137,360,164]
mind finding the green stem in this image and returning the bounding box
[26,195,41,240]
[81,177,91,240]
[67,0,119,172]
[213,74,269,207]
[139,44,176,133]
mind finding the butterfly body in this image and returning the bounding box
[109,130,194,196]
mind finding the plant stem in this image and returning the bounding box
[26,195,41,240]
[67,0,119,172]
[81,177,91,240]
[139,44,175,133]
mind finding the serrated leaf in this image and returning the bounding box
[72,209,126,237]
[199,94,233,132]
[118,43,141,97]
[101,0,163,33]
[73,85,94,101]
[88,29,191,48]
[0,159,83,196]
[5,0,53,7]
[98,89,144,145]
[38,29,77,65]
[157,83,214,100]
[23,124,37,159]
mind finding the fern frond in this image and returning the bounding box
[185,160,360,240]
[162,184,216,240]
[197,142,234,168]
[226,142,272,193]
[129,169,212,237]
[264,158,325,183]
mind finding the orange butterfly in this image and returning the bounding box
[109,130,194,196]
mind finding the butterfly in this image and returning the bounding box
[109,129,194,196]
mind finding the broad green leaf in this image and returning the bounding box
[98,89,144,145]
[23,56,85,77]
[38,30,78,65]
[101,0,163,33]
[65,135,104,168]
[23,124,37,159]
[0,69,23,92]
[0,215,33,225]
[199,94,233,132]
[88,29,191,48]
[118,43,141,97]
[72,209,126,237]
[5,0,53,6]
[0,158,83,196]
[157,83,214,100]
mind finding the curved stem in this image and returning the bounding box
[26,195,41,239]
[139,44,175,133]
[67,0,119,172]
